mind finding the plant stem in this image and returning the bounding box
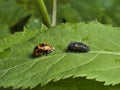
[52,0,57,26]
[36,0,51,28]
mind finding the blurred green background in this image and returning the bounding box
[0,0,120,37]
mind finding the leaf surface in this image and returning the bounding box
[0,22,120,89]
[0,30,38,52]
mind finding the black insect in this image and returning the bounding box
[66,42,89,52]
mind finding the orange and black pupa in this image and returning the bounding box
[33,43,55,57]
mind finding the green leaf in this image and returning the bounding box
[69,0,120,26]
[45,0,120,26]
[0,22,120,89]
[32,77,120,90]
[17,0,51,28]
[0,29,38,52]
[0,24,11,39]
[0,0,32,35]
[25,15,42,30]
[57,4,81,23]
[0,0,30,26]
[1,77,120,90]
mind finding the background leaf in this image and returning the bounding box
[44,0,120,26]
[0,0,30,26]
[0,0,31,35]
[0,22,120,89]
[70,0,120,26]
[0,24,11,39]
